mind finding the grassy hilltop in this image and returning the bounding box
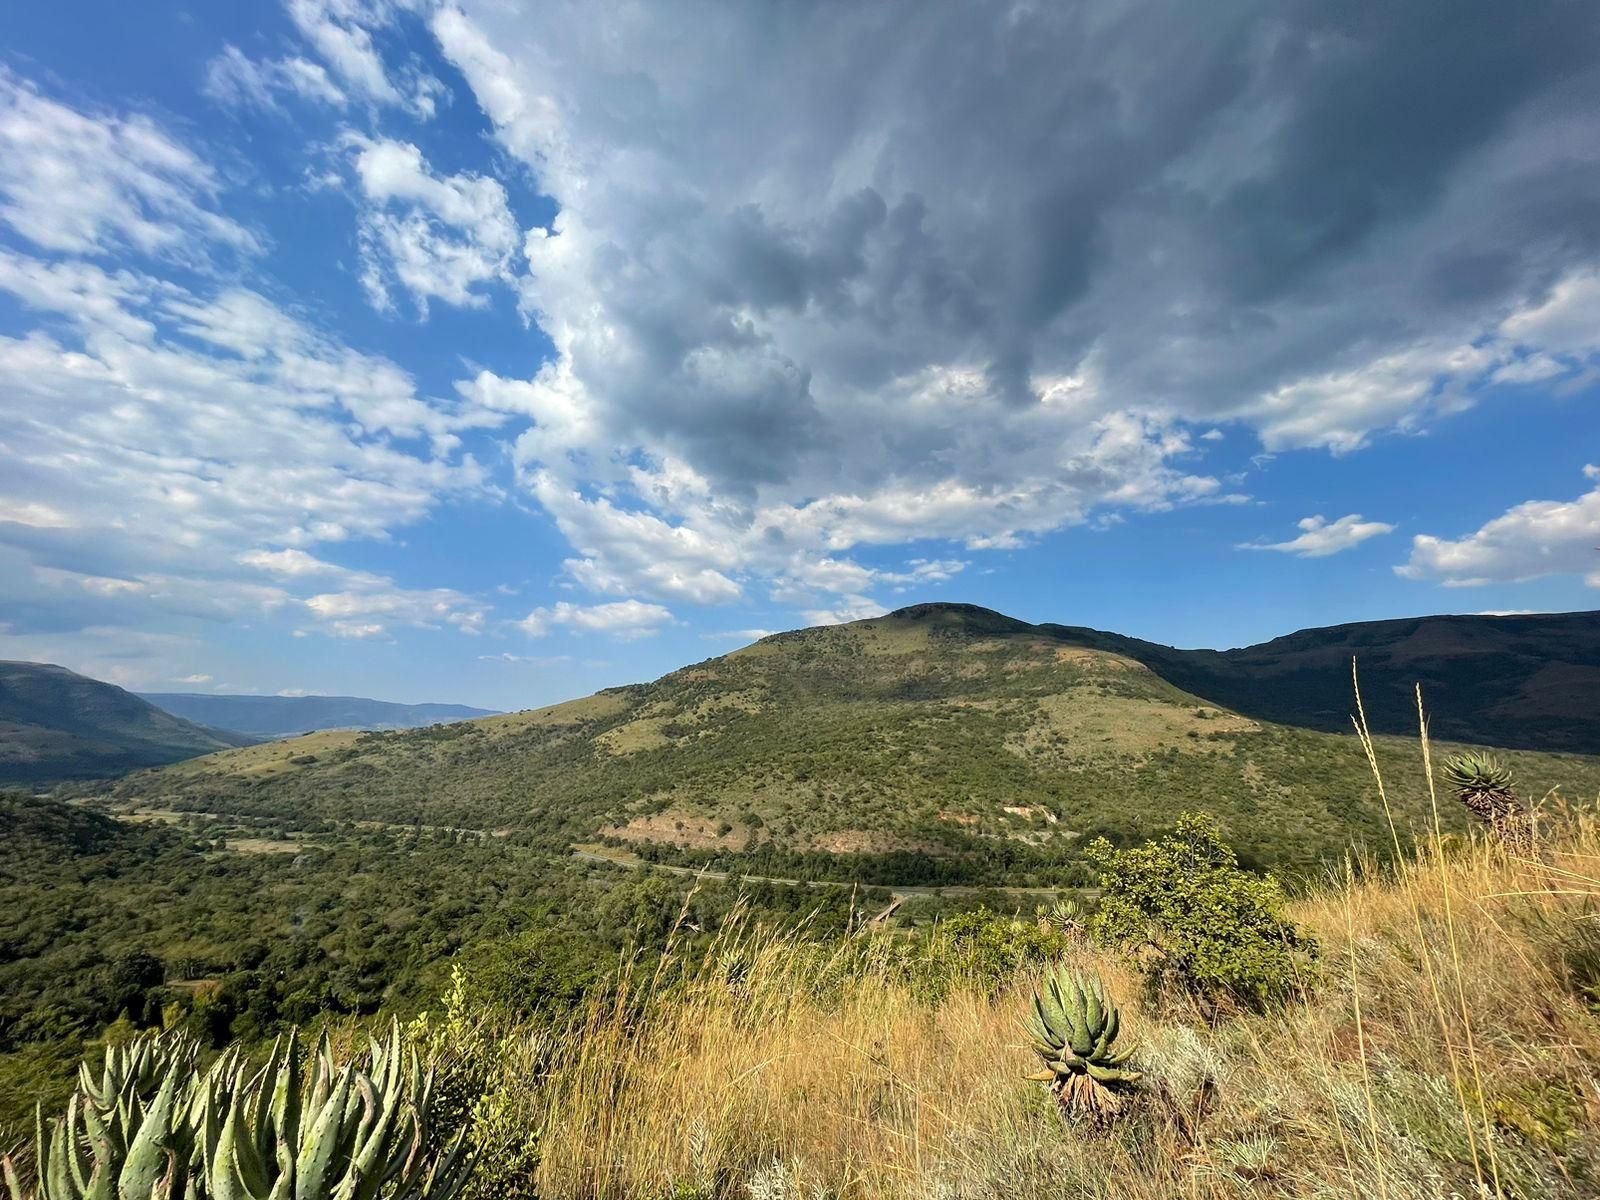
[89,604,1600,876]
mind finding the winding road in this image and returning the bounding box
[570,846,1072,901]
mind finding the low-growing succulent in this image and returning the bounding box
[4,1023,475,1200]
[1035,898,1087,940]
[1023,966,1141,1125]
[192,1024,474,1200]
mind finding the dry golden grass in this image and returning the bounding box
[464,723,1600,1199]
[479,692,635,737]
[154,728,364,778]
[1004,690,1259,763]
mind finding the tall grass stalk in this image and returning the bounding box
[1416,681,1502,1194]
[1350,660,1497,1196]
[1343,854,1390,1200]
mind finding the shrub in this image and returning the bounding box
[409,970,543,1200]
[451,927,611,1020]
[1085,812,1315,1008]
[903,908,1067,999]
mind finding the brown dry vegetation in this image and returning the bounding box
[1004,690,1260,765]
[602,811,765,850]
[454,798,1600,1199]
[155,728,365,778]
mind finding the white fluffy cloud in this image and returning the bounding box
[801,596,890,627]
[241,548,488,639]
[0,84,494,646]
[0,71,259,261]
[1399,467,1600,588]
[204,46,347,111]
[427,0,1600,613]
[1241,514,1397,558]
[345,136,521,314]
[520,599,675,641]
[286,0,441,117]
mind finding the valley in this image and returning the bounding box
[82,604,1600,876]
[7,602,1600,1177]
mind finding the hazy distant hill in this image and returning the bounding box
[98,604,1600,873]
[139,692,500,739]
[0,662,251,786]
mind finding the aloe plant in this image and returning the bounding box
[1035,898,1086,940]
[1024,966,1141,1125]
[4,1024,474,1200]
[3,1066,193,1200]
[1441,751,1532,851]
[77,1029,198,1115]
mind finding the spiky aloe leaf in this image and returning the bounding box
[342,1073,407,1200]
[3,1155,27,1200]
[405,1129,474,1200]
[268,1029,303,1185]
[1084,1061,1142,1085]
[1082,975,1104,1032]
[16,1024,475,1200]
[1090,1005,1120,1060]
[120,1070,187,1200]
[1441,751,1515,795]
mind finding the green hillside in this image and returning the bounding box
[89,604,1600,875]
[1052,608,1600,753]
[10,603,1600,1148]
[0,661,252,786]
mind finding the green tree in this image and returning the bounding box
[1086,812,1314,1008]
[454,928,610,1019]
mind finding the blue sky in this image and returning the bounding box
[2,0,1599,712]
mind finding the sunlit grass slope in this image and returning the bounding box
[448,808,1600,1199]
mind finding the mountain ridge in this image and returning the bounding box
[746,602,1600,753]
[921,604,1600,752]
[139,692,501,739]
[0,661,253,786]
[94,603,1600,874]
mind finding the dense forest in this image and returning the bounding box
[0,790,874,1136]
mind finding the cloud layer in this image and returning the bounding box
[0,75,494,658]
[6,0,1600,693]
[429,0,1600,609]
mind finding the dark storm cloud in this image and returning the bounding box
[436,0,1600,597]
[1213,1,1600,300]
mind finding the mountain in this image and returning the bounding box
[138,692,501,739]
[1044,608,1600,753]
[94,604,1600,875]
[0,662,252,786]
